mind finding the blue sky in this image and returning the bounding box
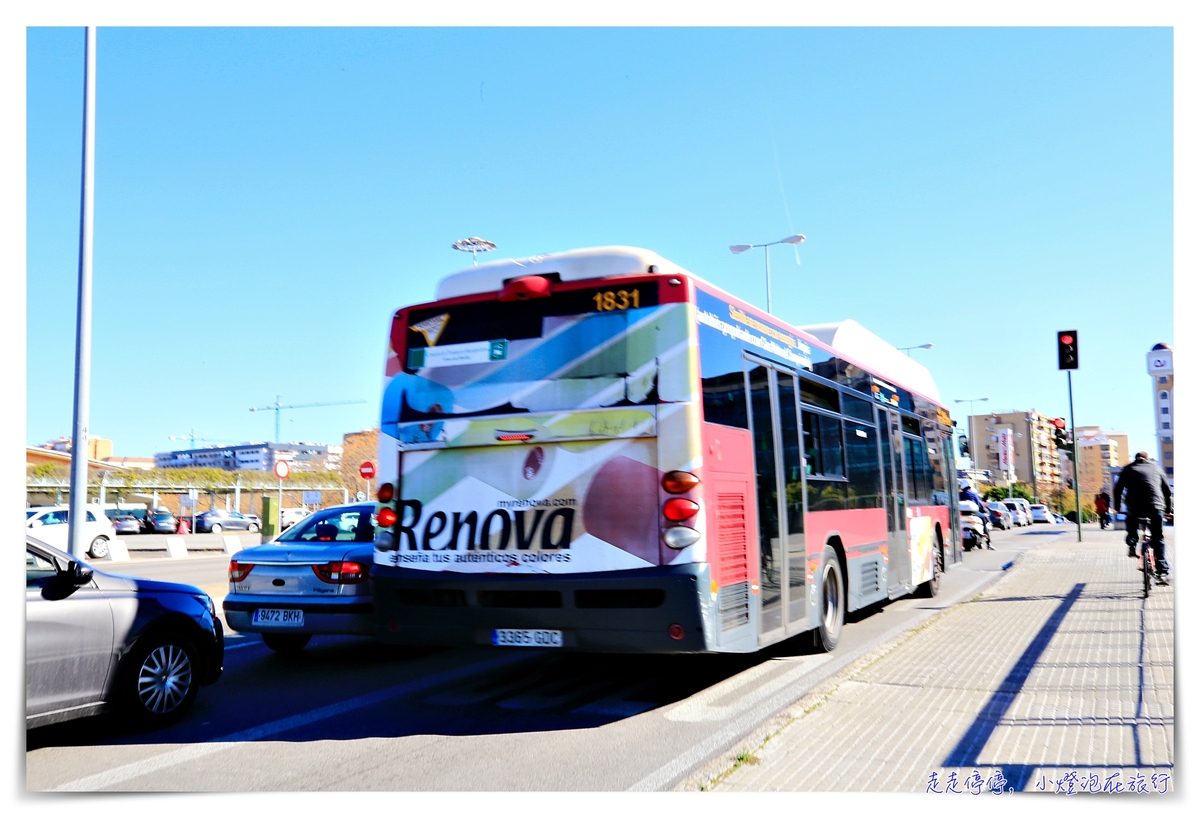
[26,26,1173,459]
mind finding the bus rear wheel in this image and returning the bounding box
[812,545,844,653]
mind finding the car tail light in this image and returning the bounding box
[663,498,700,522]
[229,560,254,582]
[377,507,398,527]
[662,470,700,494]
[377,482,394,503]
[312,560,370,584]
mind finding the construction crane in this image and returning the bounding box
[249,395,368,443]
[168,429,229,450]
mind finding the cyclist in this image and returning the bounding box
[959,479,993,550]
[1113,452,1172,579]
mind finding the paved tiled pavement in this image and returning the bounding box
[691,526,1174,793]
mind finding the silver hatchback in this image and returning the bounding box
[221,504,376,653]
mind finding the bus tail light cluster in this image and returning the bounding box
[375,481,398,551]
[377,482,394,503]
[312,561,370,584]
[228,560,254,582]
[663,527,701,549]
[662,471,700,494]
[661,470,701,549]
[377,506,398,528]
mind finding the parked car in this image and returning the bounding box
[194,509,260,534]
[145,511,179,534]
[222,503,377,653]
[25,505,114,559]
[1029,504,1054,523]
[26,535,224,729]
[1001,499,1032,526]
[987,502,1014,530]
[280,508,311,530]
[112,515,142,535]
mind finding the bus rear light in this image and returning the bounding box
[499,275,553,301]
[313,560,370,584]
[662,498,699,522]
[228,560,254,582]
[668,623,686,640]
[377,507,398,527]
[496,432,535,442]
[662,470,700,494]
[377,482,394,503]
[663,527,701,549]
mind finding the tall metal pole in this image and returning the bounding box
[1068,370,1081,542]
[764,245,773,314]
[67,26,97,561]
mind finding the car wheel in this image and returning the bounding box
[121,632,199,727]
[210,523,222,533]
[812,545,845,653]
[247,523,259,533]
[262,633,311,654]
[88,536,110,559]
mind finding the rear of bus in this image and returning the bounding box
[370,248,717,652]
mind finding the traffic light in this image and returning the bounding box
[1057,330,1079,370]
[1053,417,1069,450]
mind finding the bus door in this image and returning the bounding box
[745,358,804,644]
[880,406,911,594]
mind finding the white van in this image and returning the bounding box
[25,505,115,558]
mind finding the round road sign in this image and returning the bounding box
[274,460,290,480]
[359,461,376,480]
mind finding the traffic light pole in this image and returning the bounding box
[1068,370,1081,542]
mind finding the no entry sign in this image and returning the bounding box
[274,460,290,480]
[359,461,376,480]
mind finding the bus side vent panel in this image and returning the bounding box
[860,560,880,596]
[718,581,750,631]
[716,492,750,630]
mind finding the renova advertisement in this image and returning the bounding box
[375,295,700,574]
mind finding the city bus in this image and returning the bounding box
[371,246,961,653]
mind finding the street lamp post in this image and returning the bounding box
[953,397,990,468]
[452,236,496,266]
[730,234,805,314]
[899,343,934,357]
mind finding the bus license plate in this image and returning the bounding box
[491,628,563,648]
[253,608,304,627]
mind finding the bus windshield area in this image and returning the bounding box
[392,293,683,420]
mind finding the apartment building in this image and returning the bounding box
[968,410,1065,501]
[1147,343,1174,483]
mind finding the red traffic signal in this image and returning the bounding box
[1053,417,1066,429]
[1057,329,1079,370]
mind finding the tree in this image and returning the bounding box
[984,483,1033,502]
[336,429,380,499]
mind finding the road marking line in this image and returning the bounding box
[49,651,533,792]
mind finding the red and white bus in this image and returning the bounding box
[371,247,961,653]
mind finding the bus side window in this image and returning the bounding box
[802,410,844,478]
[702,370,749,429]
[844,420,881,509]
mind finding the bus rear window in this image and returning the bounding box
[391,282,684,420]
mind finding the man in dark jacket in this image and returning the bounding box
[1113,452,1172,576]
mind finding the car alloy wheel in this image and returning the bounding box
[88,536,109,559]
[123,633,200,726]
[210,523,222,533]
[247,523,259,533]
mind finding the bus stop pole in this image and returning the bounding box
[1068,370,1081,542]
[67,25,97,561]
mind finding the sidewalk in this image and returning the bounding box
[690,526,1174,794]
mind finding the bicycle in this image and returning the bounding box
[1137,518,1168,598]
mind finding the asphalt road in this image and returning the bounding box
[26,524,1059,791]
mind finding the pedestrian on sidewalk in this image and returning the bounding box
[1113,452,1172,576]
[1094,492,1111,530]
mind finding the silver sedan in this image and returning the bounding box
[221,503,376,653]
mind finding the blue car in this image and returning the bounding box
[26,536,224,730]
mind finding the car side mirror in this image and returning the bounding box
[61,560,94,586]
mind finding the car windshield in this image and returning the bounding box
[275,507,376,543]
[26,510,37,519]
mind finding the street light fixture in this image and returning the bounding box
[452,236,496,266]
[729,233,806,314]
[954,397,990,468]
[899,343,934,356]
